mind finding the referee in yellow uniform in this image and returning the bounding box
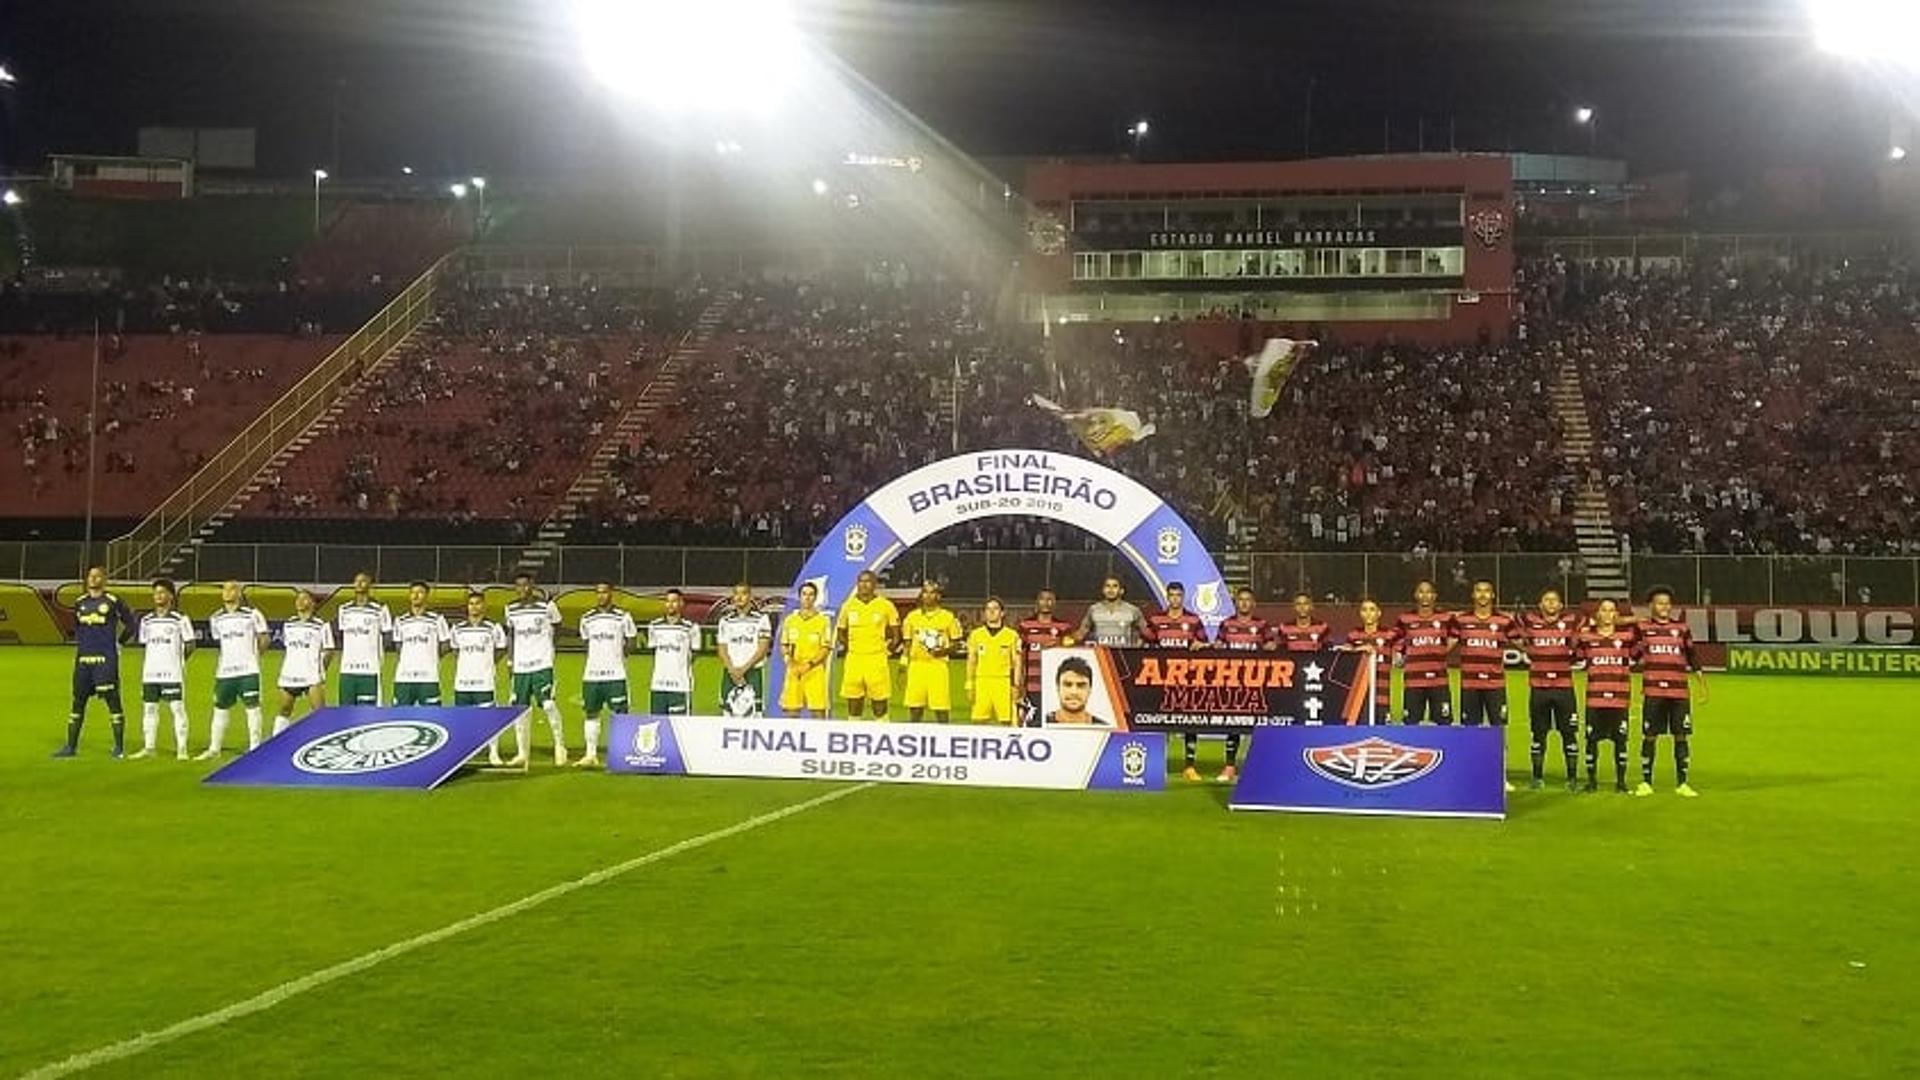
[834,570,901,719]
[901,580,964,723]
[779,582,832,717]
[966,597,1022,725]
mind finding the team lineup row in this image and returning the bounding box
[56,567,1705,793]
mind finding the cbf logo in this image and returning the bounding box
[627,721,669,769]
[293,721,449,775]
[843,523,869,560]
[1303,736,1443,790]
[1192,580,1222,616]
[1120,739,1149,784]
[1155,527,1182,563]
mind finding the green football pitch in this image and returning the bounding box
[2,645,1915,1078]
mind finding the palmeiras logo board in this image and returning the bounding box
[204,705,525,790]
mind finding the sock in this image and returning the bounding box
[209,709,231,753]
[64,714,82,752]
[1224,734,1241,767]
[1614,739,1629,783]
[142,703,161,750]
[245,708,264,750]
[1640,738,1656,784]
[1584,735,1598,782]
[109,715,126,754]
[585,717,601,757]
[544,703,564,745]
[1561,727,1580,779]
[1675,739,1691,786]
[1529,731,1546,780]
[170,702,190,753]
[516,712,533,758]
[273,714,290,736]
[1183,733,1197,767]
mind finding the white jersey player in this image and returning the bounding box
[577,582,637,768]
[502,572,567,766]
[714,583,773,716]
[647,588,698,716]
[133,578,194,759]
[336,571,393,705]
[452,591,507,707]
[273,588,335,740]
[391,581,450,707]
[197,580,269,759]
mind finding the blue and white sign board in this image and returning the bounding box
[769,449,1226,714]
[203,706,525,790]
[608,714,1165,792]
[1228,725,1507,819]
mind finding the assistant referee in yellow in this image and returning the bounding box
[965,596,1022,724]
[834,570,901,719]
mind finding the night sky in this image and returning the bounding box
[0,0,1895,183]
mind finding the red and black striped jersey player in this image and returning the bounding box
[1341,598,1399,725]
[1576,598,1637,792]
[1147,582,1210,783]
[1212,586,1274,782]
[1635,586,1705,798]
[1015,588,1074,727]
[1277,592,1332,653]
[1516,585,1586,790]
[1453,579,1518,730]
[1396,580,1455,725]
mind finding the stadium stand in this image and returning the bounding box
[0,333,344,518]
[220,279,692,543]
[1568,256,1920,556]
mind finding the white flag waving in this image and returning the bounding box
[1246,337,1316,419]
[1029,394,1156,456]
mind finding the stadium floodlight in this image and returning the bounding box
[0,64,14,86]
[1574,106,1595,124]
[569,0,804,114]
[470,176,486,190]
[811,177,829,196]
[450,182,469,198]
[313,168,329,181]
[1894,146,1911,161]
[1131,119,1150,137]
[401,165,414,175]
[1,189,21,207]
[311,170,329,233]
[1806,1,1920,62]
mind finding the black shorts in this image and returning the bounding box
[1586,707,1629,740]
[72,660,122,701]
[1459,687,1508,727]
[1642,697,1693,737]
[1401,685,1453,725]
[1529,688,1578,731]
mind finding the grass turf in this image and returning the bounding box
[1,645,1916,1077]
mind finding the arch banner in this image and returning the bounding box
[766,449,1225,716]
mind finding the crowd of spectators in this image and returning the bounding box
[1561,255,1920,556]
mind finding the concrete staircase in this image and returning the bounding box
[515,295,735,575]
[1550,358,1631,599]
[166,324,431,573]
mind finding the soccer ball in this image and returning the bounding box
[724,683,760,717]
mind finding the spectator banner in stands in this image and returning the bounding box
[203,706,525,789]
[606,714,1165,792]
[1725,645,1920,677]
[1038,647,1375,732]
[771,449,1225,715]
[1229,725,1506,819]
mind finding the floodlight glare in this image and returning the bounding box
[1894,146,1911,161]
[313,168,329,181]
[1,189,21,207]
[571,0,804,114]
[1574,106,1595,124]
[810,177,829,196]
[401,165,414,175]
[1806,1,1920,62]
[471,176,487,190]
[0,65,14,86]
[450,182,469,198]
[1132,119,1150,137]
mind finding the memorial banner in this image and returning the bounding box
[1037,647,1377,732]
[1229,725,1506,819]
[607,714,1164,792]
